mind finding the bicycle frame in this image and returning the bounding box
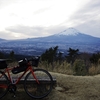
[0,65,40,88]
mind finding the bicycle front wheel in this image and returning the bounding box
[24,69,53,99]
[0,71,8,99]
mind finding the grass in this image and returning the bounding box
[39,61,73,75]
[50,72,100,100]
[88,64,100,75]
[8,60,100,76]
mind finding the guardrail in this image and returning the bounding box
[0,77,57,85]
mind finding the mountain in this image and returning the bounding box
[54,28,80,36]
[28,28,100,44]
[56,28,100,44]
[0,28,100,55]
[0,38,6,41]
[54,28,100,43]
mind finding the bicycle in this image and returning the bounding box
[0,56,53,99]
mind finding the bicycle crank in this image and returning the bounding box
[8,84,17,97]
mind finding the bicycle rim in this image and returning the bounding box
[24,69,53,99]
[0,71,8,99]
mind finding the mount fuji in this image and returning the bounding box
[30,28,100,44]
[0,28,100,55]
[54,28,79,36]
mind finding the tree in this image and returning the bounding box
[0,52,4,59]
[57,51,64,64]
[9,51,15,61]
[66,48,79,64]
[90,52,100,64]
[41,46,58,69]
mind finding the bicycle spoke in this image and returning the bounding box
[24,69,53,99]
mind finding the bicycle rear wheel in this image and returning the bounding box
[0,71,8,99]
[24,69,53,99]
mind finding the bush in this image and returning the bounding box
[39,61,73,75]
[88,64,100,75]
[73,59,87,76]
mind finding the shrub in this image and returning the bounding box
[73,59,87,76]
[88,65,97,75]
[89,64,100,75]
[39,61,73,75]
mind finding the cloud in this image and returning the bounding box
[74,19,100,37]
[65,0,100,37]
[0,31,13,40]
[5,24,67,39]
[69,1,100,24]
[6,25,47,37]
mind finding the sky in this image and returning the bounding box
[0,0,100,40]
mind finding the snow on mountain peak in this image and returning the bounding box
[55,28,80,36]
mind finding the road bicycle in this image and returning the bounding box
[0,56,53,99]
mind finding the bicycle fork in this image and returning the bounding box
[31,70,40,84]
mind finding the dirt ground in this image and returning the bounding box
[2,72,100,100]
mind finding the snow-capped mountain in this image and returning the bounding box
[35,28,100,44]
[54,28,80,36]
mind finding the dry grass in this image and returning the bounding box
[2,72,100,100]
[89,64,100,75]
[49,72,100,100]
[39,61,73,75]
[8,61,100,76]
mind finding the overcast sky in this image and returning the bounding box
[0,0,100,40]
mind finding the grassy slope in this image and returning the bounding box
[2,72,100,100]
[50,72,100,100]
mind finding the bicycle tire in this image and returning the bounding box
[0,71,9,99]
[24,69,53,99]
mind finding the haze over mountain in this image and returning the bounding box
[0,28,100,55]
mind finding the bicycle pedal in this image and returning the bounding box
[13,95,16,98]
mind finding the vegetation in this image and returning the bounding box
[90,52,100,64]
[41,46,58,69]
[73,59,87,76]
[0,46,100,76]
[40,46,100,76]
[66,48,79,64]
[0,51,4,58]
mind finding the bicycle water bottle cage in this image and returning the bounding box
[0,59,7,69]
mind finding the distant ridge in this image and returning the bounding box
[0,38,6,41]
